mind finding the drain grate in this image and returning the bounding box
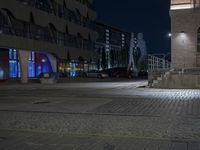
[33,101,50,105]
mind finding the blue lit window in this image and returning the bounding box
[70,71,76,77]
[13,49,17,60]
[9,49,12,59]
[9,60,18,78]
[0,68,4,80]
[9,49,19,78]
[35,52,53,77]
[28,51,35,78]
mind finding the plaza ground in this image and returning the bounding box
[0,79,200,149]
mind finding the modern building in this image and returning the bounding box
[0,0,98,82]
[94,22,131,69]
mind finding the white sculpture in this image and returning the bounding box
[127,33,147,76]
[128,33,136,72]
[137,33,147,68]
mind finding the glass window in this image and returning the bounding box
[28,62,35,78]
[9,60,18,78]
[9,49,12,59]
[13,49,17,60]
[9,49,20,79]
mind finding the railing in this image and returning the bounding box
[148,55,171,71]
[0,24,95,51]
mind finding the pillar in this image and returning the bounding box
[46,53,57,72]
[18,50,29,83]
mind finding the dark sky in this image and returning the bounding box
[94,0,171,54]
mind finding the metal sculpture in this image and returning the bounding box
[128,33,136,72]
[137,33,147,69]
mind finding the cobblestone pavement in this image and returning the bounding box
[0,130,200,150]
[89,96,200,117]
[1,80,200,149]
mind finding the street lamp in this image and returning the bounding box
[168,33,172,37]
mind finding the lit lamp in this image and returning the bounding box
[41,59,46,63]
[180,31,186,44]
[168,33,172,37]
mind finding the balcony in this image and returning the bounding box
[0,11,94,51]
[171,0,200,10]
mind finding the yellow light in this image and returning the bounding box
[171,0,194,10]
[171,4,193,10]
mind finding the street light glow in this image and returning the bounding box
[168,33,172,37]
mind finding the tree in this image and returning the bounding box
[101,47,107,69]
[121,43,129,67]
[78,56,85,77]
[78,56,84,63]
[67,51,71,62]
[97,59,100,70]
[110,49,114,68]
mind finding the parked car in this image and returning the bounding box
[113,68,134,78]
[86,70,109,78]
[103,68,118,77]
[138,70,148,77]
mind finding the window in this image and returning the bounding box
[9,49,20,78]
[28,51,35,78]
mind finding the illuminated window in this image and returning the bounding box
[35,52,52,76]
[28,51,35,78]
[170,0,198,10]
[9,49,20,78]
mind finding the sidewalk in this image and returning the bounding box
[0,129,198,150]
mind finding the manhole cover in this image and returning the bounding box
[33,101,50,105]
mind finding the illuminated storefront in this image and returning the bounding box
[58,60,97,77]
[0,48,53,80]
[9,49,20,78]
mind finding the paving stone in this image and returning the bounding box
[0,81,200,149]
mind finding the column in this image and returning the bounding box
[46,53,57,72]
[18,50,29,83]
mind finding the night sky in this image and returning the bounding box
[94,0,171,54]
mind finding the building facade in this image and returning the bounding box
[94,22,131,70]
[0,0,98,82]
[150,0,200,88]
[170,0,200,68]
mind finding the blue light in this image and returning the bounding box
[70,71,76,77]
[0,68,4,80]
[28,62,35,78]
[36,66,42,76]
[9,60,18,78]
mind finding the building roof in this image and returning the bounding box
[94,21,131,35]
